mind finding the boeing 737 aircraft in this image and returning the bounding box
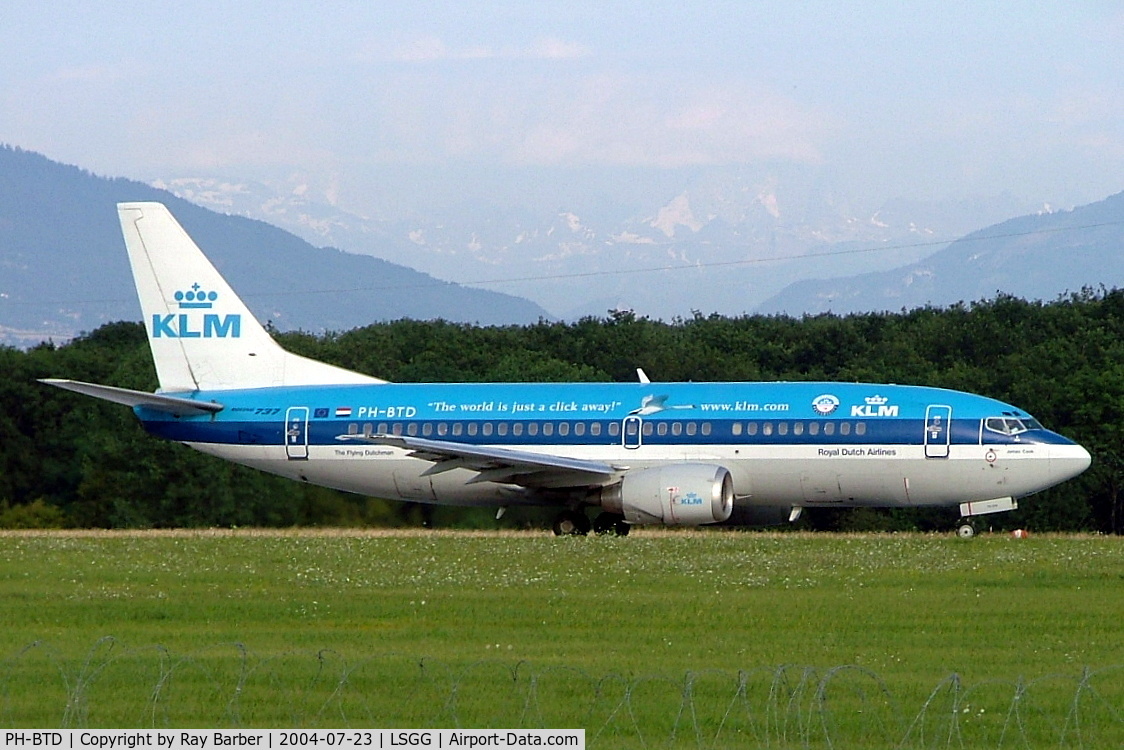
[43,203,1091,536]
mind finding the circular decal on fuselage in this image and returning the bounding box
[812,394,840,416]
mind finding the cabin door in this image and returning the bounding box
[285,406,310,460]
[924,405,952,459]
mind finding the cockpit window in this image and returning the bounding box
[985,417,1033,435]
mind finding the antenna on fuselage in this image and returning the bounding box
[637,368,651,384]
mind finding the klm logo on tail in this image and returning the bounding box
[152,283,241,338]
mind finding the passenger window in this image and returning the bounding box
[732,422,742,436]
[658,422,669,436]
[497,422,508,436]
[777,422,788,436]
[763,423,773,436]
[452,423,463,436]
[591,422,602,437]
[513,423,523,436]
[855,422,866,436]
[467,423,478,436]
[574,423,585,436]
[348,423,358,435]
[824,423,835,436]
[392,423,403,436]
[378,423,388,435]
[840,422,851,436]
[671,422,683,436]
[422,423,433,436]
[809,422,819,436]
[558,422,569,436]
[407,423,418,436]
[793,422,804,436]
[543,422,554,436]
[701,422,712,436]
[528,423,539,436]
[438,422,449,436]
[609,422,620,437]
[482,422,493,436]
[686,422,697,436]
[747,422,758,436]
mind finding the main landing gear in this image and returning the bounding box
[592,512,630,537]
[552,509,590,536]
[551,510,630,536]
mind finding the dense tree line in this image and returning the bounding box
[3,291,1123,532]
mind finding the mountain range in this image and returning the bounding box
[758,191,1124,315]
[162,169,1124,320]
[0,147,549,346]
[153,167,1038,321]
[5,144,1123,348]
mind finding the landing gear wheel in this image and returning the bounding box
[553,510,591,536]
[593,512,630,536]
[956,519,977,538]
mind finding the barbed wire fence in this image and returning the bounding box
[3,637,1124,747]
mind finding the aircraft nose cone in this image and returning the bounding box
[1052,443,1092,483]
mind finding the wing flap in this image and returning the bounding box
[337,433,623,488]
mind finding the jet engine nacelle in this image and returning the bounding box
[602,464,734,526]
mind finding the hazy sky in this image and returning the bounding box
[3,2,1123,215]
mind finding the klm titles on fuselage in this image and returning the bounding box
[849,396,899,418]
[152,284,241,339]
[849,403,899,417]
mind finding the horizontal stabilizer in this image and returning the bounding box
[39,379,223,417]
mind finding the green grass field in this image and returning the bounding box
[2,529,1123,747]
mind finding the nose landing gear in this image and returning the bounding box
[955,518,978,538]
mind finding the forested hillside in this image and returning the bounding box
[4,293,1123,532]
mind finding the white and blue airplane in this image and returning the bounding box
[43,202,1091,536]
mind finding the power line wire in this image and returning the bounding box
[5,218,1124,307]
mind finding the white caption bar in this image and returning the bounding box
[1,731,584,750]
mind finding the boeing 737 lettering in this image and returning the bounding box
[42,203,1091,536]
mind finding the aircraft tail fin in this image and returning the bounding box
[118,202,384,392]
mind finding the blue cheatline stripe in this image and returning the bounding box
[139,415,1073,448]
[136,379,1077,448]
[145,380,1039,424]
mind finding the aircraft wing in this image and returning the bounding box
[40,379,224,417]
[337,433,625,488]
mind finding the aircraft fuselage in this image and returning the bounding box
[137,380,1090,516]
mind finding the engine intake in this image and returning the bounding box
[600,464,734,526]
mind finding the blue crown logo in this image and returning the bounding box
[174,283,218,309]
